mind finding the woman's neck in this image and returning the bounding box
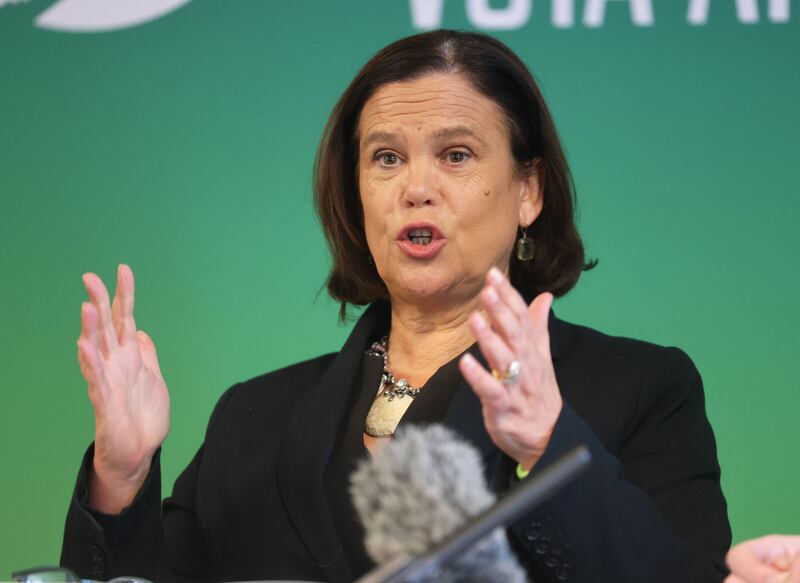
[386,296,482,387]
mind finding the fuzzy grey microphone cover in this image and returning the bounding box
[350,424,528,582]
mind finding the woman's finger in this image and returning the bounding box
[76,340,93,385]
[468,311,516,374]
[481,284,528,352]
[137,330,162,377]
[81,302,102,352]
[487,267,530,321]
[77,338,109,407]
[528,292,553,338]
[728,548,785,583]
[78,301,106,407]
[82,272,119,356]
[486,268,553,355]
[459,352,509,411]
[528,292,553,358]
[111,264,137,346]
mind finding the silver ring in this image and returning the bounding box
[492,360,521,384]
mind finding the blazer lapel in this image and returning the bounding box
[441,344,497,459]
[276,302,388,582]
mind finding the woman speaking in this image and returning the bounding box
[61,30,731,582]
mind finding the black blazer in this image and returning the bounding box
[60,303,731,582]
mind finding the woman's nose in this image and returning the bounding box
[402,161,438,207]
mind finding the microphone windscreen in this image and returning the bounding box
[350,424,527,582]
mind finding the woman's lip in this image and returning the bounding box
[396,222,444,241]
[396,238,447,259]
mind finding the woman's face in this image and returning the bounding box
[358,72,542,308]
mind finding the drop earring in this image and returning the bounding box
[515,226,534,261]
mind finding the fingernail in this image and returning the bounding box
[488,267,504,284]
[774,557,791,570]
[461,353,476,368]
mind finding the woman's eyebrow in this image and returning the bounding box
[362,126,487,150]
[432,126,487,146]
[362,130,400,149]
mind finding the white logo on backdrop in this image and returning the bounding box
[0,0,192,32]
[410,0,791,29]
[1,0,791,32]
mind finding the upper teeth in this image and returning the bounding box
[409,229,432,238]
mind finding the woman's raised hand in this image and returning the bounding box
[459,267,562,471]
[77,264,170,514]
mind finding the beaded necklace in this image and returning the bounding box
[364,336,419,437]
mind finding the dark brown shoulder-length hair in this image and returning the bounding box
[314,29,595,319]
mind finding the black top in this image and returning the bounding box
[60,303,731,583]
[323,344,468,577]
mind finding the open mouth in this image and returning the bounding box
[407,228,433,245]
[396,223,445,258]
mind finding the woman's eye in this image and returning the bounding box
[446,151,470,164]
[377,152,400,166]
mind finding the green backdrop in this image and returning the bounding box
[1,0,798,577]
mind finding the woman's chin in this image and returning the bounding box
[389,274,480,307]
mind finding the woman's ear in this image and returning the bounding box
[518,159,544,227]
